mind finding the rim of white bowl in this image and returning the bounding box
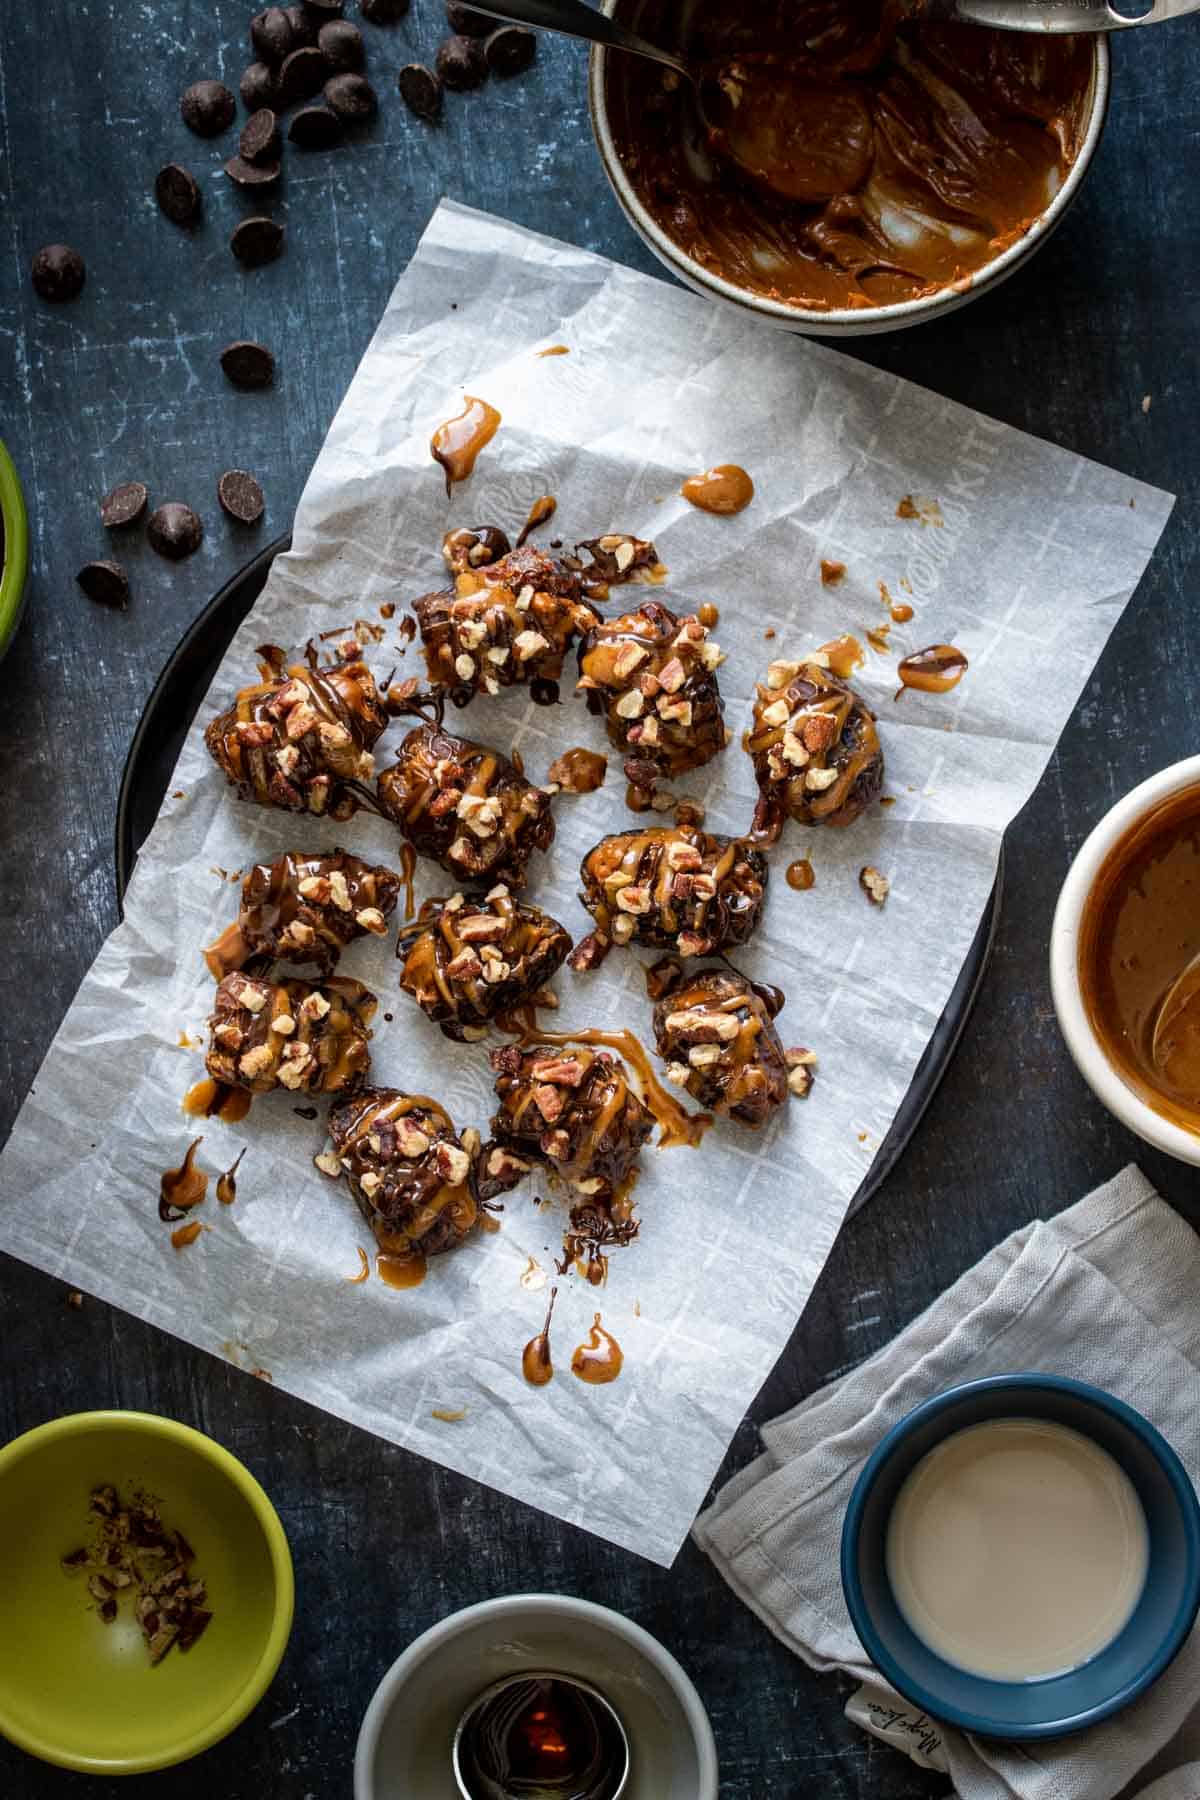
[1050,755,1200,1167]
[588,16,1110,337]
[353,1592,719,1800]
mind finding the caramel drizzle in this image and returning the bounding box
[431,395,501,494]
[897,643,968,695]
[399,843,417,922]
[344,1246,370,1285]
[216,1148,245,1206]
[160,1138,208,1221]
[680,464,754,516]
[515,494,557,549]
[570,1313,624,1385]
[182,1078,252,1124]
[522,1286,557,1387]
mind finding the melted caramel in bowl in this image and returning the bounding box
[1079,785,1200,1133]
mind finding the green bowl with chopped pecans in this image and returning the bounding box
[0,1411,294,1774]
[0,438,29,662]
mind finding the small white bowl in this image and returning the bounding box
[353,1594,719,1800]
[588,4,1109,338]
[1050,755,1200,1167]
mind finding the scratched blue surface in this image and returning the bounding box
[2,2,1199,1795]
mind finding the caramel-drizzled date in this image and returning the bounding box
[577,601,726,803]
[414,545,599,707]
[205,972,375,1096]
[204,660,387,820]
[204,849,402,980]
[571,824,768,968]
[743,653,883,843]
[398,884,572,1042]
[480,1042,654,1206]
[653,967,790,1128]
[327,1089,480,1259]
[376,706,555,890]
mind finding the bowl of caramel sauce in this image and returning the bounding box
[590,0,1108,335]
[1052,760,1200,1163]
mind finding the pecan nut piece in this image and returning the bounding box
[328,1089,480,1258]
[398,885,571,1041]
[742,655,883,843]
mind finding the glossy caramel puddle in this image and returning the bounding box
[1080,785,1200,1133]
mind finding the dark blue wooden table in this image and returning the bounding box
[2,4,1198,1795]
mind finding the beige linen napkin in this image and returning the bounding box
[694,1167,1200,1800]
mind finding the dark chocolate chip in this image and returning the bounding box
[240,107,281,162]
[224,154,282,189]
[221,340,276,388]
[230,215,285,267]
[241,61,279,111]
[436,34,487,90]
[363,0,410,17]
[484,25,535,76]
[99,481,149,529]
[147,503,203,560]
[180,79,236,137]
[30,243,85,303]
[250,7,294,62]
[284,3,317,44]
[445,3,491,34]
[218,470,266,525]
[324,72,376,121]
[155,163,202,227]
[398,63,442,121]
[279,44,330,104]
[318,20,363,67]
[288,105,344,148]
[77,560,130,608]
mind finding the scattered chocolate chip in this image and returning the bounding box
[224,154,282,189]
[251,6,294,61]
[436,34,487,89]
[398,62,442,121]
[221,339,276,388]
[77,560,130,608]
[318,19,363,66]
[31,243,85,303]
[100,481,148,529]
[241,61,279,110]
[240,108,281,162]
[147,503,203,561]
[218,469,266,524]
[324,71,376,120]
[279,44,330,104]
[362,0,410,16]
[154,163,202,227]
[231,215,285,267]
[485,25,536,76]
[445,2,492,33]
[289,104,343,147]
[180,79,236,137]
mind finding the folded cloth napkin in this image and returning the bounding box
[694,1166,1200,1800]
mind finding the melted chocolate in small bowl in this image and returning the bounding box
[593,0,1106,334]
[1078,784,1200,1136]
[453,1671,630,1800]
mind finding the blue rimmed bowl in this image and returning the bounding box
[841,1375,1200,1741]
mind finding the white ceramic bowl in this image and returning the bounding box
[1050,756,1200,1167]
[353,1594,719,1800]
[589,4,1110,338]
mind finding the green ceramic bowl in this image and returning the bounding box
[0,438,29,660]
[0,1412,294,1775]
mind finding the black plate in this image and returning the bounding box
[115,539,1002,1216]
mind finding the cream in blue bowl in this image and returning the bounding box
[841,1376,1200,1740]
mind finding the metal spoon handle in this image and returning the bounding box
[951,0,1200,29]
[465,0,689,74]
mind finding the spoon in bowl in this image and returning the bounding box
[1151,951,1200,1082]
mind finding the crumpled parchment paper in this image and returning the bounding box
[0,201,1174,1565]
